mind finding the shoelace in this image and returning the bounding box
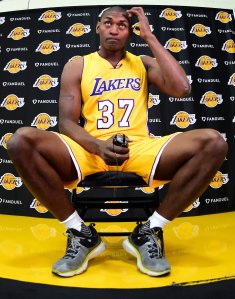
[63,231,85,259]
[137,227,164,259]
[146,234,163,259]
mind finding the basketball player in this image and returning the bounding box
[7,6,227,277]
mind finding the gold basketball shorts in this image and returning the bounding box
[55,132,179,189]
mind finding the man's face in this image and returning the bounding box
[97,10,131,51]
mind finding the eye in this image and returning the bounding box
[104,20,111,26]
[119,23,127,29]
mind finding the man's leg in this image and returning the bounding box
[154,128,228,219]
[123,128,228,276]
[7,127,77,220]
[7,127,105,277]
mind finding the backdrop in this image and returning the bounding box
[0,5,234,219]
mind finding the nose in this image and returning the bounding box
[110,24,118,35]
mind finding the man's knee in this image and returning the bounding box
[202,129,228,158]
[7,127,34,156]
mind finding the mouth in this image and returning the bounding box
[106,38,119,42]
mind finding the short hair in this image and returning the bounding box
[98,6,131,27]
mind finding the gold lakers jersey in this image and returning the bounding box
[81,51,149,140]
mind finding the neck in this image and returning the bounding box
[97,49,126,69]
[97,49,126,62]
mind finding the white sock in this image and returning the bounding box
[60,211,84,231]
[148,211,170,229]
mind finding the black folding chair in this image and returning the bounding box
[71,171,159,236]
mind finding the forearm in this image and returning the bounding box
[127,7,190,96]
[59,119,102,155]
[148,35,184,74]
[146,34,191,96]
[59,120,129,166]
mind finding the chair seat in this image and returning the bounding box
[78,171,148,187]
[73,171,158,236]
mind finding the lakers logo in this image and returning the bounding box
[132,22,154,36]
[38,10,62,23]
[31,113,57,130]
[7,27,30,40]
[101,224,129,244]
[30,199,48,213]
[187,75,193,85]
[190,24,211,37]
[164,38,187,52]
[33,74,59,91]
[170,111,196,128]
[148,93,160,108]
[220,133,227,142]
[184,198,200,212]
[66,23,91,37]
[100,201,128,216]
[0,240,23,257]
[215,11,232,23]
[149,133,161,139]
[1,94,25,111]
[159,8,182,21]
[0,173,22,190]
[4,59,27,74]
[173,222,199,240]
[222,39,235,53]
[0,133,13,149]
[75,186,90,194]
[200,91,223,108]
[36,40,60,55]
[30,224,56,241]
[0,17,5,25]
[195,55,218,71]
[210,171,229,189]
[139,186,155,194]
[69,55,81,62]
[228,73,235,87]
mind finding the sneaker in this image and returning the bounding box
[123,222,171,276]
[52,224,105,277]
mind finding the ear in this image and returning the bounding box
[96,22,100,33]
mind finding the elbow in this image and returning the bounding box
[164,76,191,98]
[174,81,191,98]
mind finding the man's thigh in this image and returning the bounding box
[123,134,178,186]
[155,129,210,180]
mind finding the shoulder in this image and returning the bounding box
[125,51,142,62]
[126,52,157,71]
[63,56,84,72]
[60,56,84,83]
[62,51,96,72]
[125,51,148,70]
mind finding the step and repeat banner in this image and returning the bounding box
[0,5,235,219]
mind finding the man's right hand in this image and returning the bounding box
[127,7,154,41]
[97,135,130,166]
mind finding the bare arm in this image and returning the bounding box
[127,7,191,97]
[58,58,102,154]
[58,58,129,165]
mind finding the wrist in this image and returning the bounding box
[93,138,103,156]
[144,33,159,46]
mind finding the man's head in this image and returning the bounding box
[96,6,132,51]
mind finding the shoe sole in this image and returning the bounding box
[123,239,170,277]
[52,241,106,277]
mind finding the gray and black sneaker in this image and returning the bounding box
[123,222,171,276]
[52,223,105,277]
